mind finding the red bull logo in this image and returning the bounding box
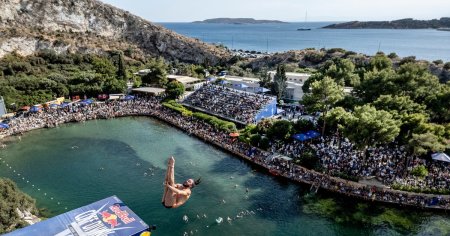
[101,211,119,228]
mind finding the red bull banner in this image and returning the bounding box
[6,196,151,236]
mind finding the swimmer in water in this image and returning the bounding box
[161,156,201,208]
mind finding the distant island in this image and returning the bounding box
[193,18,287,24]
[323,17,450,29]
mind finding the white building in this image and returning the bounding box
[268,71,311,84]
[268,71,311,101]
[222,76,263,93]
[168,75,204,90]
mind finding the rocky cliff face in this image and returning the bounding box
[0,0,230,63]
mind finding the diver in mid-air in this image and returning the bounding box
[162,156,201,208]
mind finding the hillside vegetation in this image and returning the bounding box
[0,178,39,234]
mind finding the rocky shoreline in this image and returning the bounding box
[323,17,450,29]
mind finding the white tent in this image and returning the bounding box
[432,153,450,163]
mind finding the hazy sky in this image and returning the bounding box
[100,0,450,22]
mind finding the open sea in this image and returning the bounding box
[160,22,450,61]
[1,117,450,236]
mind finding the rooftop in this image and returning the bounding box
[168,75,203,84]
[132,87,166,95]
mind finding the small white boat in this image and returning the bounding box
[216,217,223,224]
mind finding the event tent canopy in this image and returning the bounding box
[293,130,321,142]
[293,133,309,142]
[123,95,135,101]
[79,99,93,106]
[432,153,450,163]
[30,106,41,113]
[306,130,320,139]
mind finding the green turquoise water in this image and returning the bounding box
[1,117,449,236]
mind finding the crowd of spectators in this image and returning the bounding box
[1,97,449,210]
[183,84,274,124]
[270,135,450,194]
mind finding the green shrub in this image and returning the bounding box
[193,112,237,132]
[411,165,428,178]
[162,100,193,116]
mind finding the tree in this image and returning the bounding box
[142,57,168,87]
[409,132,447,155]
[259,72,272,88]
[355,69,396,103]
[369,54,393,71]
[342,105,401,149]
[115,52,127,81]
[301,77,345,135]
[271,64,287,101]
[322,58,360,87]
[166,81,185,99]
[325,107,351,134]
[372,95,426,116]
[394,62,441,102]
[104,78,126,94]
[92,56,116,76]
[267,120,293,140]
[424,84,450,122]
[0,178,39,234]
[294,119,316,133]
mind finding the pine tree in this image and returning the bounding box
[271,64,287,101]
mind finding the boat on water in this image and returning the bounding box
[297,10,312,31]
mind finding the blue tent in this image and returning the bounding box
[123,95,135,101]
[306,130,320,139]
[293,133,310,142]
[83,99,93,104]
[79,99,93,106]
[0,123,9,129]
[30,106,41,113]
[258,87,271,93]
[61,102,70,108]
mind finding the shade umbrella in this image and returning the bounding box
[306,130,320,139]
[219,80,228,85]
[293,134,309,142]
[432,153,450,163]
[229,132,240,137]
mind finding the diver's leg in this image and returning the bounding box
[162,157,175,206]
